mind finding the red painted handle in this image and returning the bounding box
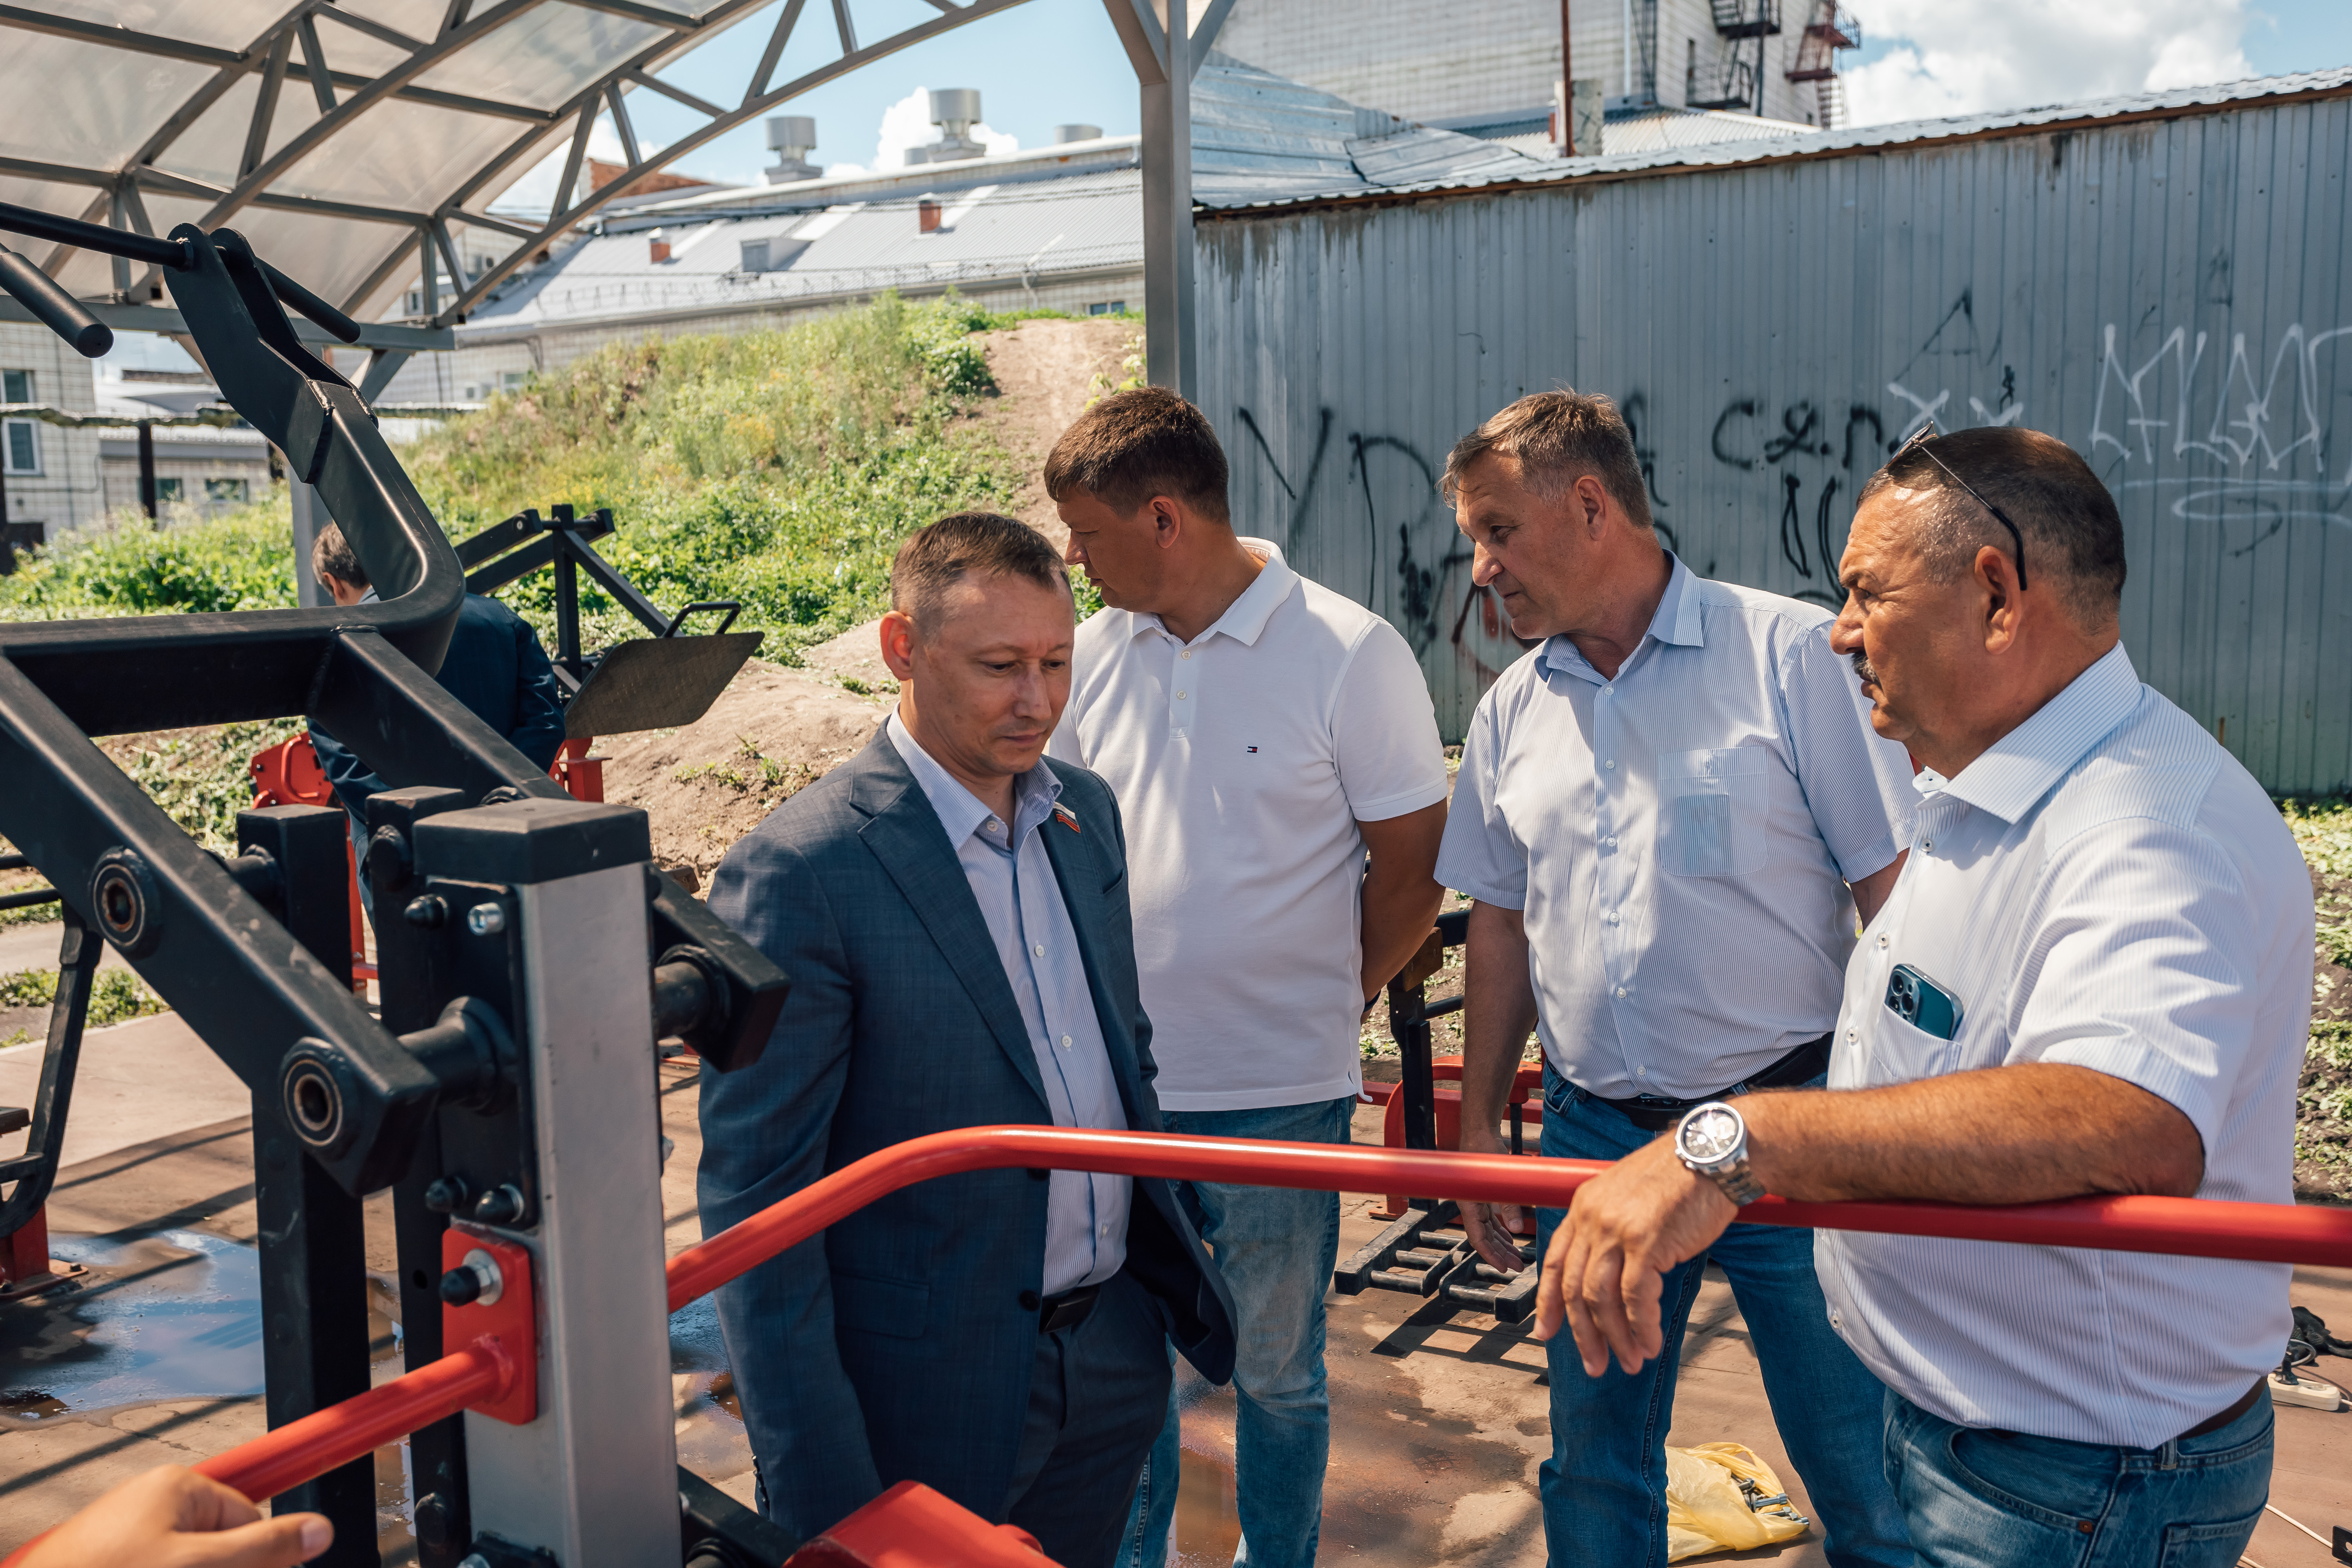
[106,1127,2352,1517]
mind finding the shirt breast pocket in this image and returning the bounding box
[1657,747,1772,877]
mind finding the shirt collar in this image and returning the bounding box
[1935,642,2143,824]
[1540,553,1701,682]
[886,710,1062,849]
[1121,536,1298,649]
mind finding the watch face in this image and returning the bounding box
[1681,1106,1743,1164]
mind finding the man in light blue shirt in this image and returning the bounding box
[1542,426,2308,1568]
[698,512,1233,1565]
[1437,391,1916,1568]
[885,707,1131,1294]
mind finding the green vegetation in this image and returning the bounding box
[0,294,1054,663]
[0,967,171,1040]
[2283,796,2352,969]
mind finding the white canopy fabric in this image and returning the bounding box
[0,0,1031,328]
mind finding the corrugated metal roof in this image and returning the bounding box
[1602,106,1820,154]
[1190,56,1558,208]
[1196,66,2352,213]
[455,169,1141,337]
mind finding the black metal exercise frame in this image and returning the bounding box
[0,199,789,1568]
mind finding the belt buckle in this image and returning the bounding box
[1631,1095,1689,1115]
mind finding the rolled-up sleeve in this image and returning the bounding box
[1777,621,1916,884]
[2010,816,2259,1156]
[1433,695,1527,909]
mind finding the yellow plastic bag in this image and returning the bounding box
[1664,1442,1812,1561]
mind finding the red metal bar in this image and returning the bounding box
[193,1338,511,1505]
[667,1127,2352,1311]
[152,1127,2352,1515]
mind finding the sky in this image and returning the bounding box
[486,0,2352,216]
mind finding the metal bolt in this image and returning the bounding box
[472,1183,525,1225]
[403,894,447,929]
[422,1176,471,1214]
[466,902,507,936]
[439,1247,503,1307]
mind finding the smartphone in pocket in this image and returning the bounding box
[1885,963,1962,1041]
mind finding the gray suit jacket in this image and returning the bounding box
[698,728,1236,1539]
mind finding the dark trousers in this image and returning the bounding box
[1006,1267,1172,1568]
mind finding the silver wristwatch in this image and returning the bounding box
[1675,1100,1764,1206]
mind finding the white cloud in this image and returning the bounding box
[1842,0,2255,127]
[856,87,1020,171]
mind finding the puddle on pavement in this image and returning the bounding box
[669,1294,755,1491]
[0,1230,265,1418]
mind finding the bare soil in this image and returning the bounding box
[593,658,888,889]
[2295,850,2352,1203]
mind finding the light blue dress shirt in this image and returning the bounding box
[1816,645,2313,1447]
[886,714,1130,1296]
[1435,555,1917,1097]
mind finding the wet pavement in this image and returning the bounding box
[6,1058,2352,1566]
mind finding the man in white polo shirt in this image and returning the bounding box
[1043,388,1450,1568]
[1541,425,2310,1568]
[1439,391,1916,1568]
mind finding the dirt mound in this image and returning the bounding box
[977,315,1141,547]
[596,658,886,886]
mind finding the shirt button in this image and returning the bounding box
[1635,1066,1646,1077]
[1607,912,1620,925]
[1921,837,1933,852]
[1181,650,1192,660]
[1876,934,1890,949]
[1059,1034,1072,1049]
[1829,1310,1842,1330]
[1176,690,1187,700]
[1602,686,1614,696]
[1033,943,1045,957]
[1603,759,1617,771]
[1846,1027,1857,1042]
[1615,986,1627,998]
[1606,835,1618,848]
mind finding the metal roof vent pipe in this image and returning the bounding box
[918,199,943,234]
[1054,123,1103,144]
[906,89,987,165]
[764,115,821,183]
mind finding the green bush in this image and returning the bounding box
[0,966,170,1033]
[0,294,1049,662]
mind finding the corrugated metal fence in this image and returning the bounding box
[1194,84,2352,794]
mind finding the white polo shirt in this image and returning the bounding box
[1816,645,2313,1449]
[1047,539,1449,1110]
[1435,556,1917,1097]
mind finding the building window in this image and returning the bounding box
[500,371,528,390]
[2,369,36,476]
[155,477,184,504]
[1086,302,1128,317]
[205,478,250,504]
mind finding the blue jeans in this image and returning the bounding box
[1534,1066,1910,1568]
[1121,1095,1354,1568]
[1883,1387,2272,1566]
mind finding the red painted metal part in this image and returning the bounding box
[193,1338,513,1505]
[667,1126,2352,1312]
[247,734,373,992]
[441,1226,537,1426]
[552,736,605,802]
[1372,1059,1544,1218]
[787,1480,1052,1566]
[152,1126,2352,1515]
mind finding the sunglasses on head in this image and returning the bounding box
[1893,420,2028,592]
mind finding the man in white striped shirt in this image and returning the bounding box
[1542,425,2313,1568]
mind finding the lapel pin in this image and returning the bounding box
[1053,803,1081,834]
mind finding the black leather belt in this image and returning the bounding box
[2178,1379,2265,1441]
[1582,1034,1834,1132]
[1038,1284,1099,1334]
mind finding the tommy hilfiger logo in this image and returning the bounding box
[1053,803,1081,833]
[1246,746,1259,753]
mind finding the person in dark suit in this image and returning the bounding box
[304,519,567,836]
[698,512,1236,1566]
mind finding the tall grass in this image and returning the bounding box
[0,294,1041,659]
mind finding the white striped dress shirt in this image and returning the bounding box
[1816,644,2315,1448]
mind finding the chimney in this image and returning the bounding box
[918,199,943,234]
[648,228,671,263]
[763,115,821,183]
[1053,124,1103,144]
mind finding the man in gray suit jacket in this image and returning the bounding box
[699,512,1237,1566]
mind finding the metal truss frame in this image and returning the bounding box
[0,0,1044,337]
